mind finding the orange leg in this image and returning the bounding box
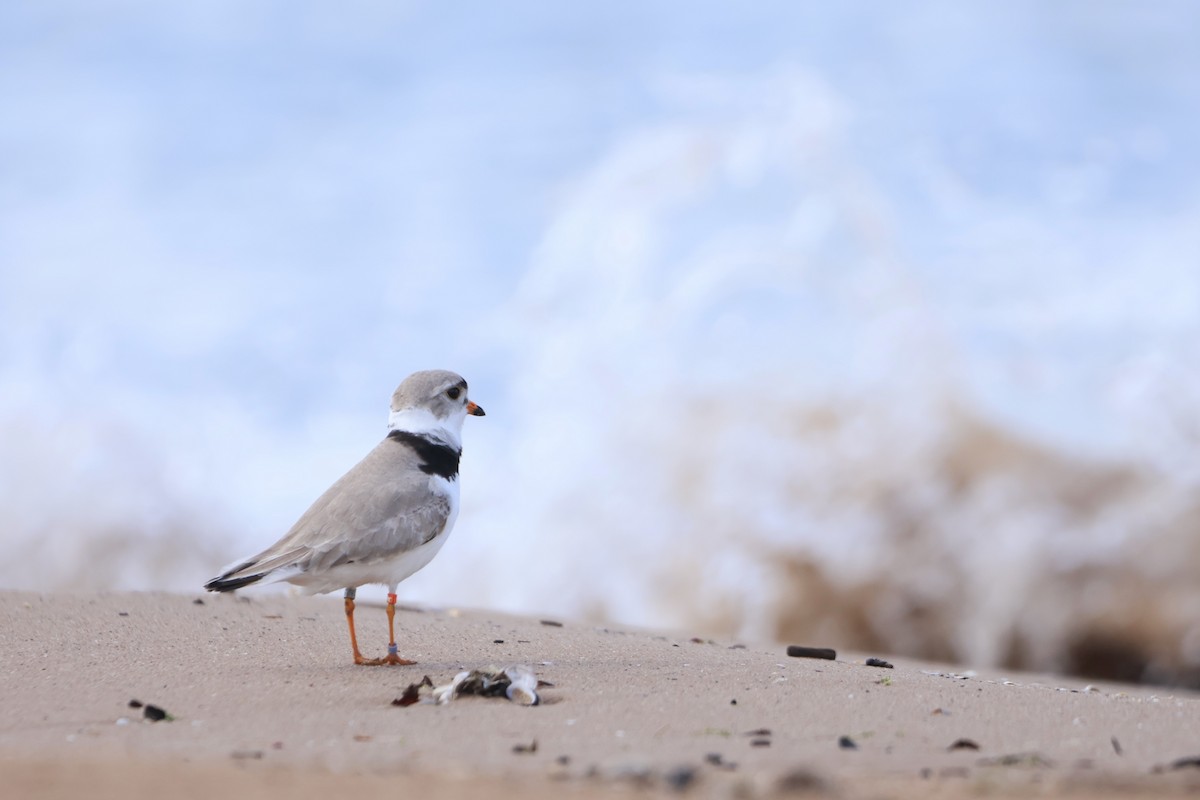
[381,592,417,666]
[343,588,415,666]
[344,588,376,665]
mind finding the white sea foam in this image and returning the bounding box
[2,4,1199,684]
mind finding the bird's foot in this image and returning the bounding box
[353,645,416,666]
[381,653,418,666]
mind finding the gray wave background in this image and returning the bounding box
[4,2,1200,685]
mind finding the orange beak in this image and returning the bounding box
[467,401,486,417]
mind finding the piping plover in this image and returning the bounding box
[205,369,485,665]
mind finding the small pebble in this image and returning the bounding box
[948,738,980,751]
[230,750,264,760]
[143,704,169,722]
[865,658,894,669]
[540,620,563,627]
[838,736,857,750]
[664,765,697,791]
[786,645,836,660]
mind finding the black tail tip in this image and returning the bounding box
[204,573,264,592]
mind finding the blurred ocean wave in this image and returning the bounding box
[2,3,1199,685]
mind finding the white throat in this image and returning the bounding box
[388,407,463,449]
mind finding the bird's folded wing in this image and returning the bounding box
[224,439,452,581]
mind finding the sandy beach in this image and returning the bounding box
[5,590,1200,799]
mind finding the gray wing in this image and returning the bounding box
[214,438,450,584]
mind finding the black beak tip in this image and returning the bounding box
[470,404,486,417]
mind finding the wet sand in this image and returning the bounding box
[5,590,1200,798]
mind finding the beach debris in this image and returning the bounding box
[391,676,434,707]
[786,645,836,660]
[1111,736,1123,756]
[750,738,771,748]
[948,738,981,751]
[193,598,205,605]
[143,704,170,722]
[978,752,1054,768]
[512,739,538,754]
[434,665,541,705]
[704,753,737,771]
[1157,756,1200,772]
[664,765,698,792]
[128,699,172,722]
[838,736,858,750]
[744,728,772,737]
[865,657,894,669]
[539,619,563,627]
[230,750,264,760]
[493,639,505,644]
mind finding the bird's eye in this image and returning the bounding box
[446,387,461,400]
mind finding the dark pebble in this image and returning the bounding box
[128,699,143,709]
[664,765,697,791]
[512,739,538,754]
[230,750,263,760]
[744,728,771,736]
[750,739,771,748]
[1111,736,1123,756]
[493,639,504,644]
[118,612,129,617]
[730,699,737,705]
[540,620,563,627]
[1169,756,1200,771]
[143,704,169,722]
[193,598,205,605]
[865,657,894,669]
[838,736,857,750]
[786,645,836,660]
[948,738,980,751]
[555,755,570,765]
